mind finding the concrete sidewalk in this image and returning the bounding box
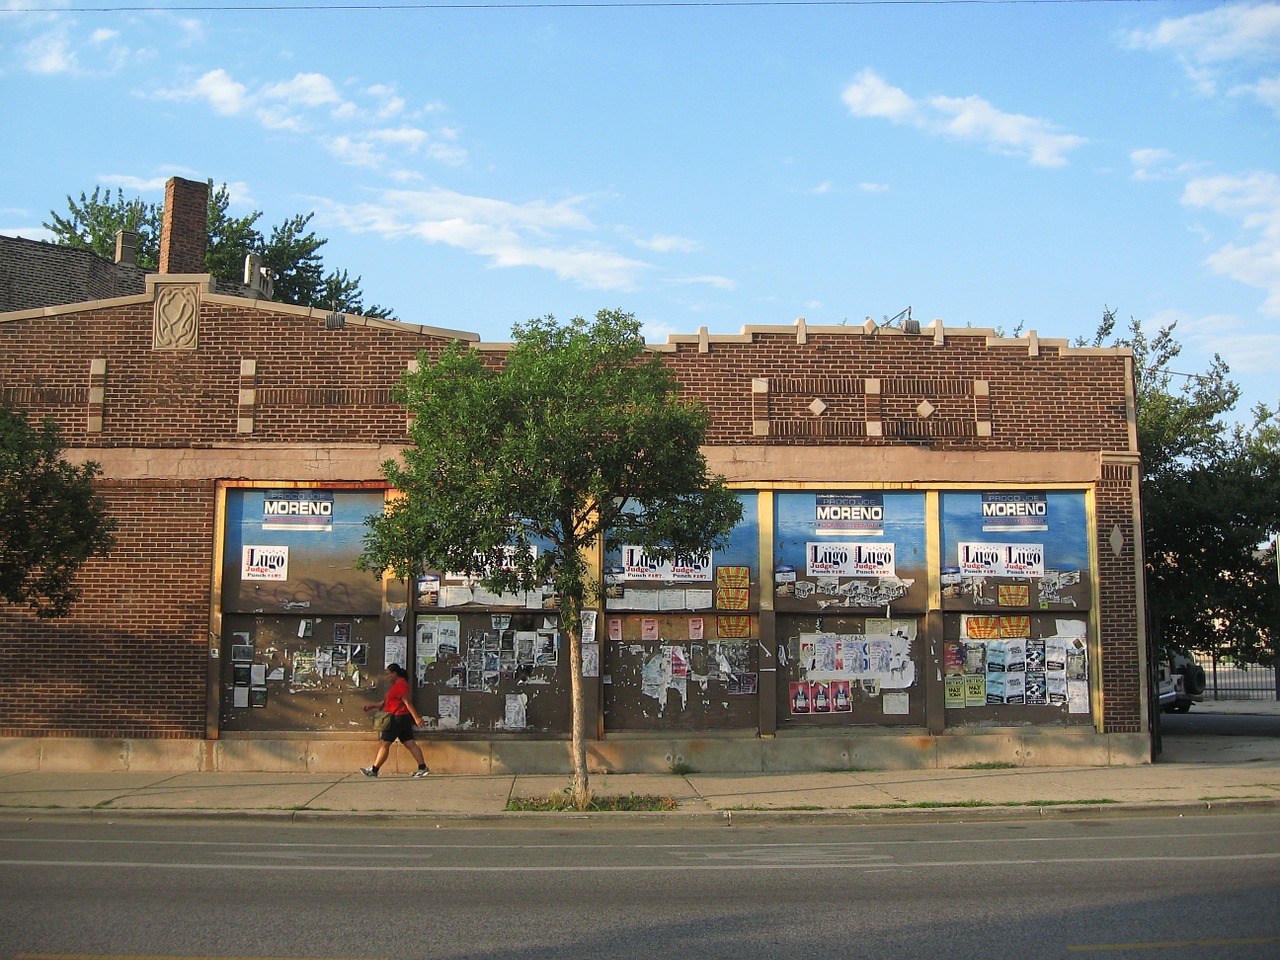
[1,700,1276,826]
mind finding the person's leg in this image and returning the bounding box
[404,739,426,767]
[362,739,391,776]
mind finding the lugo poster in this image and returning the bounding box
[774,492,926,612]
[940,491,1089,611]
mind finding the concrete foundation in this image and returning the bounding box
[0,729,1151,774]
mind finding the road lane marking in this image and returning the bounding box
[2,827,1275,853]
[3,852,1279,872]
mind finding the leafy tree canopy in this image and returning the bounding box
[0,404,116,618]
[360,309,743,802]
[44,182,394,319]
[1088,309,1280,665]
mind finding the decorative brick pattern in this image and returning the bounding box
[237,358,256,434]
[87,358,107,433]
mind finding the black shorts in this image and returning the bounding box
[381,712,416,743]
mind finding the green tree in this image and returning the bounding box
[204,183,264,285]
[44,186,161,270]
[359,309,743,805]
[0,403,116,618]
[1090,309,1280,666]
[44,183,394,319]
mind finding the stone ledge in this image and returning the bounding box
[0,731,1151,774]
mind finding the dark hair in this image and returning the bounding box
[386,663,407,679]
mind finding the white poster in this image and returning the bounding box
[622,546,714,581]
[438,694,460,728]
[805,542,896,578]
[241,545,288,581]
[384,635,407,670]
[957,541,1045,578]
[505,693,528,729]
[582,641,600,678]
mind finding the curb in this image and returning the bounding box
[3,797,1278,828]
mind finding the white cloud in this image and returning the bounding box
[1,226,55,242]
[1146,308,1280,378]
[254,106,307,132]
[672,275,738,290]
[152,66,467,170]
[427,140,469,167]
[1232,74,1280,115]
[1129,147,1203,182]
[640,319,682,343]
[222,180,255,206]
[637,234,700,254]
[1130,2,1280,66]
[842,68,918,121]
[262,72,344,108]
[324,128,439,168]
[857,182,889,193]
[162,68,251,116]
[1130,2,1280,109]
[365,84,407,120]
[1182,171,1280,314]
[327,135,383,168]
[842,69,1085,168]
[101,174,171,193]
[89,28,118,44]
[325,188,652,291]
[371,127,429,149]
[23,31,75,74]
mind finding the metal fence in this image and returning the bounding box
[1191,652,1279,701]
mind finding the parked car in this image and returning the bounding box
[1156,648,1206,713]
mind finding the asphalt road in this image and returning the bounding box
[1160,710,1280,739]
[2,814,1278,960]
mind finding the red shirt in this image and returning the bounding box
[383,677,411,715]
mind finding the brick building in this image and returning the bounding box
[0,178,1149,773]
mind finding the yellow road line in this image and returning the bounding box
[1068,936,1280,951]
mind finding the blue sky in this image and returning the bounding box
[3,1,1279,414]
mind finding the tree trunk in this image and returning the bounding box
[565,594,591,808]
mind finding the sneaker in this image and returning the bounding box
[412,767,430,778]
[360,766,378,778]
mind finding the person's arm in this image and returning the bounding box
[398,694,424,726]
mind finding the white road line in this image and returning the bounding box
[2,852,1279,872]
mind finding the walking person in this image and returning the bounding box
[361,663,430,778]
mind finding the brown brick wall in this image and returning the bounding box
[663,334,1130,451]
[0,481,214,738]
[0,302,459,447]
[0,300,1144,741]
[0,308,1131,454]
[0,235,147,313]
[1096,461,1144,734]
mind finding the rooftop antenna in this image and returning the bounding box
[325,300,345,330]
[884,306,919,334]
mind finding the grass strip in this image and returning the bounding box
[506,792,679,812]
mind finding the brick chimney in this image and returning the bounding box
[158,176,209,275]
